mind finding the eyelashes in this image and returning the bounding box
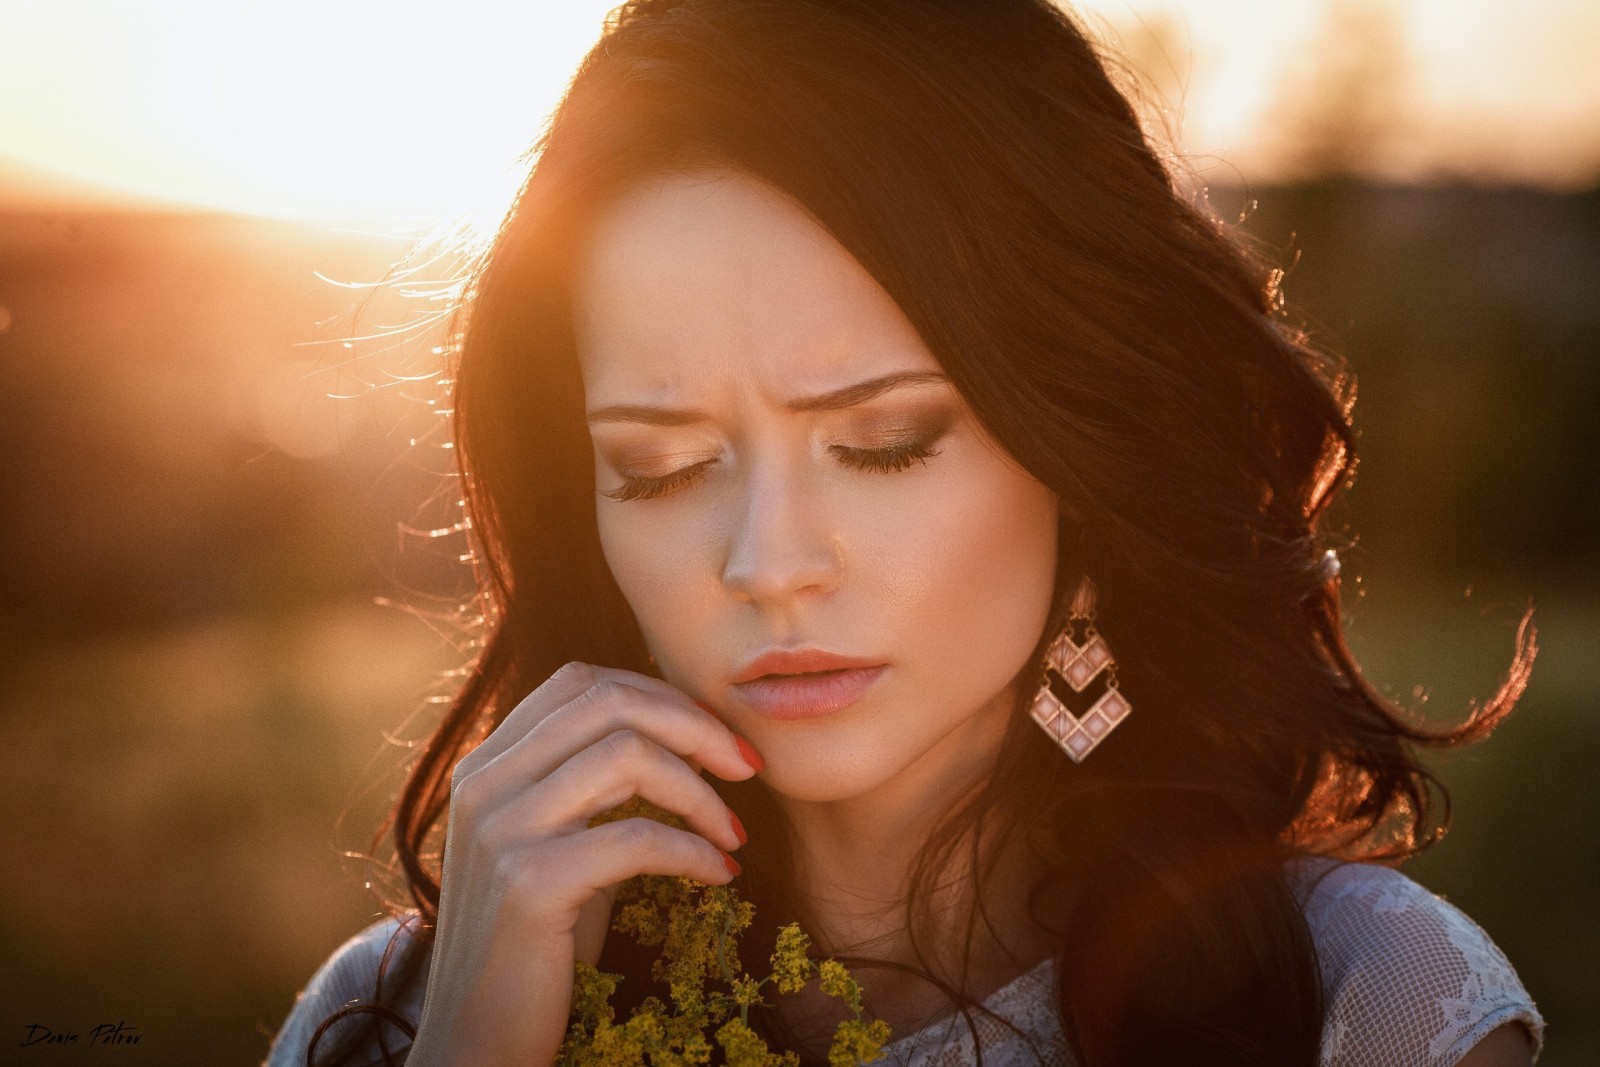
[601,431,946,502]
[831,437,941,474]
[603,459,717,502]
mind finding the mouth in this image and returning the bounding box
[756,666,853,681]
[731,650,887,720]
[732,648,883,684]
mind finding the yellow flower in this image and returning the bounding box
[770,924,814,995]
[570,960,622,1024]
[715,1018,774,1066]
[559,798,891,1064]
[818,960,861,1011]
[828,1018,893,1067]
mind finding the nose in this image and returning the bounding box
[720,460,842,605]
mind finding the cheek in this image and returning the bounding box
[596,506,705,637]
[859,454,1059,682]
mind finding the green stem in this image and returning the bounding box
[714,910,736,984]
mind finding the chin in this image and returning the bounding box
[750,741,909,805]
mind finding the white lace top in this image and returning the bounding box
[266,859,1543,1066]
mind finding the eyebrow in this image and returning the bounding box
[585,370,951,425]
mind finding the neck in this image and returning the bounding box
[752,694,1053,1051]
[768,684,1033,968]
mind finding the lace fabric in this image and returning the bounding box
[1299,858,1545,1067]
[873,957,1067,1067]
[266,915,428,1067]
[264,861,1544,1067]
[876,859,1545,1067]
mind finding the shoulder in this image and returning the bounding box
[264,912,430,1067]
[1289,857,1544,1067]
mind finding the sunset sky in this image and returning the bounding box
[2,0,1597,223]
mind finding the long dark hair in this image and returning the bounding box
[303,1,1535,1064]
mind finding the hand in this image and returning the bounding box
[405,662,761,1067]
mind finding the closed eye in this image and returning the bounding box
[601,426,948,502]
[831,436,942,473]
[601,458,717,501]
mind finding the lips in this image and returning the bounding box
[732,648,881,683]
[731,648,887,720]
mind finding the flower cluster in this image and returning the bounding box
[565,799,892,1066]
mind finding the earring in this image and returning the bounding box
[1028,577,1132,762]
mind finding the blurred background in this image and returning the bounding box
[0,0,1594,1062]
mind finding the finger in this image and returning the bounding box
[558,818,740,893]
[481,678,759,790]
[476,820,736,939]
[462,662,688,771]
[518,728,746,852]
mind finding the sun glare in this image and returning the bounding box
[0,0,1596,227]
[0,0,619,227]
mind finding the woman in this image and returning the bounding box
[267,1,1543,1064]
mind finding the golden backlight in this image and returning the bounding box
[0,0,619,224]
[1,0,1596,220]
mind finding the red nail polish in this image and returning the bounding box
[720,850,742,877]
[734,735,765,772]
[728,808,748,847]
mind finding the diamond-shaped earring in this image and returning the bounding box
[1028,576,1131,763]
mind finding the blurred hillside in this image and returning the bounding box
[0,211,468,636]
[1227,184,1600,1067]
[0,183,1595,1063]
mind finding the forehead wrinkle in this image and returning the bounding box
[586,369,954,425]
[576,170,945,428]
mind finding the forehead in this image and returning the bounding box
[571,169,939,404]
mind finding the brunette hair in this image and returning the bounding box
[304,1,1535,1064]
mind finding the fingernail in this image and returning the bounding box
[734,735,765,772]
[720,850,742,878]
[727,808,748,847]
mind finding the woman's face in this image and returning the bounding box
[573,170,1059,804]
